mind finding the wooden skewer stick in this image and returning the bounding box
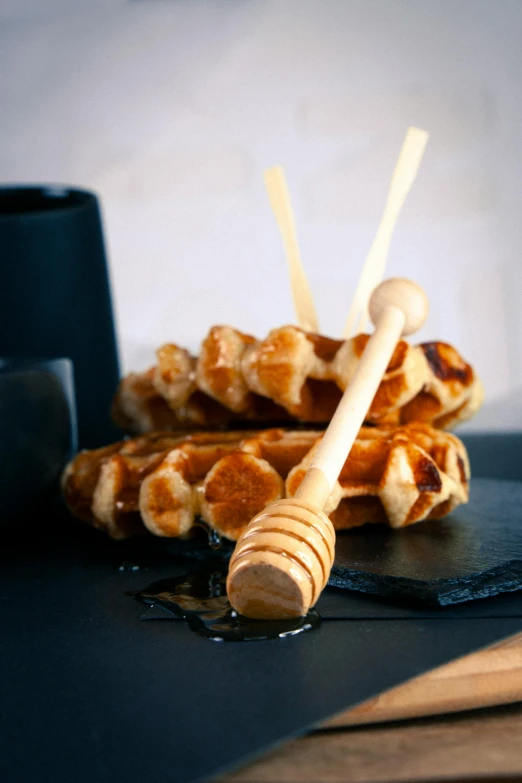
[343,127,429,338]
[264,166,319,333]
[227,278,429,620]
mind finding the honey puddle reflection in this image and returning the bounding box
[128,566,320,642]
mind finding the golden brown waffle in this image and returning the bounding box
[286,424,469,530]
[62,425,469,541]
[112,326,483,433]
[61,430,252,539]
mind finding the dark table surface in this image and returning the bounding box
[1,432,522,783]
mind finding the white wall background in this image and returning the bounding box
[1,0,521,430]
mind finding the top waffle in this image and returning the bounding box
[113,326,483,433]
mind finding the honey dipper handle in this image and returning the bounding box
[295,278,429,508]
[342,127,429,338]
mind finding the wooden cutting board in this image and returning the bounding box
[322,632,522,727]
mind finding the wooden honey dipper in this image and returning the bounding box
[226,278,429,619]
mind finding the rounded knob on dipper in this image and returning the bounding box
[369,278,428,336]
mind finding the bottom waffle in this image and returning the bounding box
[62,425,469,542]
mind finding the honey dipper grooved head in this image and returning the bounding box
[226,498,335,620]
[369,278,429,336]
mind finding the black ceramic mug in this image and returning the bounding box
[0,185,121,448]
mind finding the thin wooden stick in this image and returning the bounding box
[297,278,429,507]
[264,166,319,333]
[342,127,429,338]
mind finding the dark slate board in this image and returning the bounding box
[318,582,522,619]
[330,478,522,605]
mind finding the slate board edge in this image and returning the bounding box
[329,560,522,606]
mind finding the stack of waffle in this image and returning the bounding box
[63,325,481,541]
